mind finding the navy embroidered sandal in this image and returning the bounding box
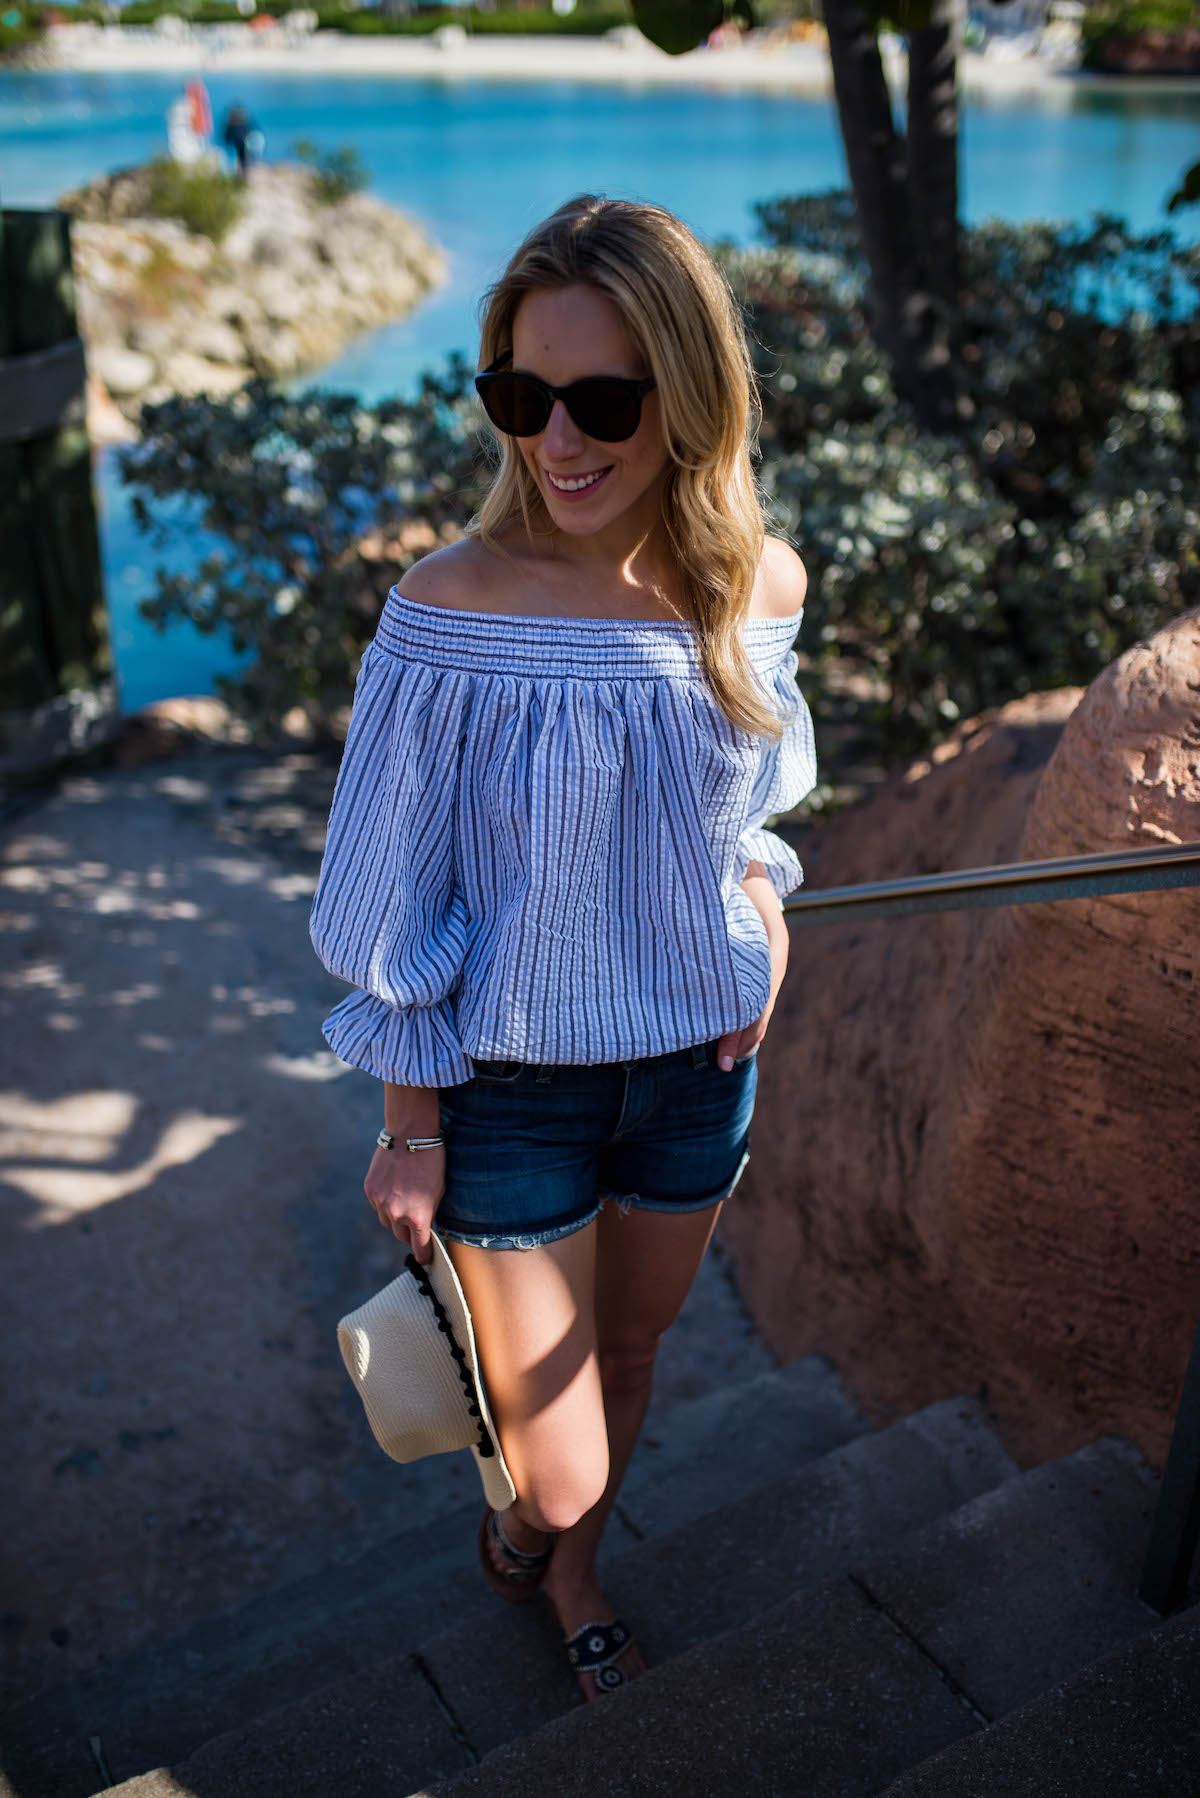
[563,1617,637,1695]
[478,1506,554,1604]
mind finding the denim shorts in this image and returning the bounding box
[434,1036,758,1252]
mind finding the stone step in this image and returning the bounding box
[418,1394,1017,1761]
[91,1393,1015,1798]
[408,1435,1161,1798]
[877,1602,1200,1797]
[2,1357,861,1798]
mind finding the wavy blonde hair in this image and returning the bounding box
[467,194,788,745]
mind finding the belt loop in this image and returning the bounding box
[534,1063,554,1083]
[690,1042,708,1069]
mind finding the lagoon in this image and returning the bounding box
[4,68,1199,707]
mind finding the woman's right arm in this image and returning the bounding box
[363,1081,446,1265]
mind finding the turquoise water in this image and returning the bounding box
[4,68,1199,706]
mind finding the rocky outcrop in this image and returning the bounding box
[60,160,445,441]
[722,610,1200,1470]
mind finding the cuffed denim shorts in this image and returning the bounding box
[434,1036,758,1252]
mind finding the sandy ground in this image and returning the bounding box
[27,21,1189,98]
[0,743,775,1709]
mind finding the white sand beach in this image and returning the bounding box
[28,18,1192,99]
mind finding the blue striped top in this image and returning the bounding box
[308,584,817,1087]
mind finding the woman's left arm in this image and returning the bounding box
[714,858,789,1071]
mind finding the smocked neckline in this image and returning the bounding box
[388,590,803,632]
[374,584,802,682]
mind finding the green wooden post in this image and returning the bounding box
[0,206,116,782]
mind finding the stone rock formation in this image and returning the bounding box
[723,610,1200,1470]
[61,160,446,441]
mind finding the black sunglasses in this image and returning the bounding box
[474,351,656,443]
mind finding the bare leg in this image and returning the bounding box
[444,1224,608,1539]
[542,1199,724,1695]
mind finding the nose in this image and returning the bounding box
[541,397,586,458]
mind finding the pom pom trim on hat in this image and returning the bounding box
[404,1251,495,1458]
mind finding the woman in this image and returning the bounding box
[309,194,816,1702]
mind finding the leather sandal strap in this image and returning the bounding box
[490,1508,553,1574]
[564,1617,635,1689]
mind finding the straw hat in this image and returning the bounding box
[337,1233,517,1511]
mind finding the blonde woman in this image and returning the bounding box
[309,194,816,1702]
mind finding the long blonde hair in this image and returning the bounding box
[467,194,789,745]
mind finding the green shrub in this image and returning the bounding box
[290,137,369,205]
[120,364,489,739]
[0,2,46,56]
[144,155,245,242]
[1079,0,1197,67]
[735,196,1200,755]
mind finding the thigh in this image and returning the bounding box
[594,1199,724,1356]
[444,1223,608,1509]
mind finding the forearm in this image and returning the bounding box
[740,858,789,1000]
[384,1080,442,1134]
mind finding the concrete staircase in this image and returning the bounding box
[3,1360,1192,1798]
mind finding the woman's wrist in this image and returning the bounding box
[383,1080,442,1136]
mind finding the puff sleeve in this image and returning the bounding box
[732,646,818,902]
[308,641,475,1087]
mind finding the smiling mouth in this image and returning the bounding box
[544,466,613,495]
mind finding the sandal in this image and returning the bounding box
[563,1617,638,1696]
[478,1506,554,1605]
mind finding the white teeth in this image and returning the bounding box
[547,468,608,493]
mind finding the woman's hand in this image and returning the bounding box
[367,1084,446,1263]
[715,860,790,1071]
[364,1143,446,1264]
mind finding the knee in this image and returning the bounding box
[518,1447,609,1535]
[598,1336,661,1401]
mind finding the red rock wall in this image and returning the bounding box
[722,612,1200,1469]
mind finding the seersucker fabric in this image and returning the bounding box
[308,585,817,1087]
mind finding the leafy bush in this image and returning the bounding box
[143,155,244,242]
[1080,0,1197,64]
[120,364,489,739]
[734,197,1200,754]
[290,137,369,205]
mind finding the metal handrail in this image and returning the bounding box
[773,835,1200,1614]
[780,839,1200,925]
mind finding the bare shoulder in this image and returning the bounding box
[751,534,808,620]
[395,535,517,613]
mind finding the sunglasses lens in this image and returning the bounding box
[477,373,551,438]
[566,380,644,443]
[476,371,650,442]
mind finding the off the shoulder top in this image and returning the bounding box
[308,584,817,1087]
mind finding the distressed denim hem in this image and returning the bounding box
[596,1144,752,1218]
[435,1197,604,1254]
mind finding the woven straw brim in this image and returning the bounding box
[337,1235,516,1510]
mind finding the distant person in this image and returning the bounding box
[166,86,204,165]
[221,102,257,178]
[187,78,213,148]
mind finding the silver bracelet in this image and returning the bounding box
[377,1130,444,1153]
